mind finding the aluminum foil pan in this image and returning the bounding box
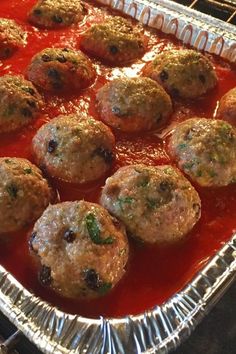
[0,1,236,353]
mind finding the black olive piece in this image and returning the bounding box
[63,229,76,243]
[39,265,52,286]
[52,15,63,24]
[47,68,61,80]
[83,268,100,290]
[57,55,67,63]
[156,113,162,123]
[62,48,69,52]
[6,184,18,199]
[29,231,37,252]
[21,107,33,118]
[109,45,118,55]
[193,203,201,218]
[47,139,58,153]
[94,147,114,164]
[199,74,206,84]
[27,100,37,108]
[111,106,124,117]
[41,54,52,62]
[160,70,168,82]
[171,88,179,97]
[159,180,171,192]
[33,8,42,16]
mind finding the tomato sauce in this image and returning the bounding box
[0,0,236,319]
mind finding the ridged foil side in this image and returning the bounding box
[0,234,235,353]
[0,1,235,353]
[99,0,236,62]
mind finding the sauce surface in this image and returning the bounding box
[0,0,236,319]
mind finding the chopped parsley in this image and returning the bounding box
[137,176,149,188]
[178,143,187,150]
[146,198,158,210]
[117,196,134,211]
[85,213,114,245]
[98,282,112,295]
[183,161,195,170]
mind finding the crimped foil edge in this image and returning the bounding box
[0,0,236,353]
[0,234,235,353]
[98,0,236,63]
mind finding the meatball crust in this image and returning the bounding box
[27,47,95,92]
[28,0,86,28]
[30,201,129,299]
[100,164,201,244]
[217,87,236,126]
[32,114,115,183]
[0,18,26,59]
[0,75,43,133]
[143,49,217,99]
[168,118,236,187]
[80,16,146,65]
[0,158,52,234]
[96,77,172,133]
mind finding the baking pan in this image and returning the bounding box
[0,0,235,353]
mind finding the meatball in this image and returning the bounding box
[28,0,86,28]
[27,47,95,92]
[168,118,236,187]
[0,75,43,133]
[143,49,217,99]
[0,158,52,234]
[96,77,172,133]
[100,164,201,244]
[0,18,26,59]
[32,114,115,183]
[30,201,129,299]
[217,87,236,126]
[80,16,146,65]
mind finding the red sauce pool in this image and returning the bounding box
[0,0,236,319]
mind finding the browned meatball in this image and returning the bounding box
[96,77,172,133]
[27,47,95,92]
[217,87,236,126]
[100,164,201,244]
[30,201,129,299]
[32,114,115,183]
[168,118,236,187]
[143,49,217,99]
[80,16,146,65]
[0,18,26,59]
[0,157,52,234]
[28,0,86,28]
[0,75,43,133]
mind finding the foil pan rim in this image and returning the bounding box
[0,0,235,353]
[0,233,235,353]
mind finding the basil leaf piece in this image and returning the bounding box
[85,213,113,245]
